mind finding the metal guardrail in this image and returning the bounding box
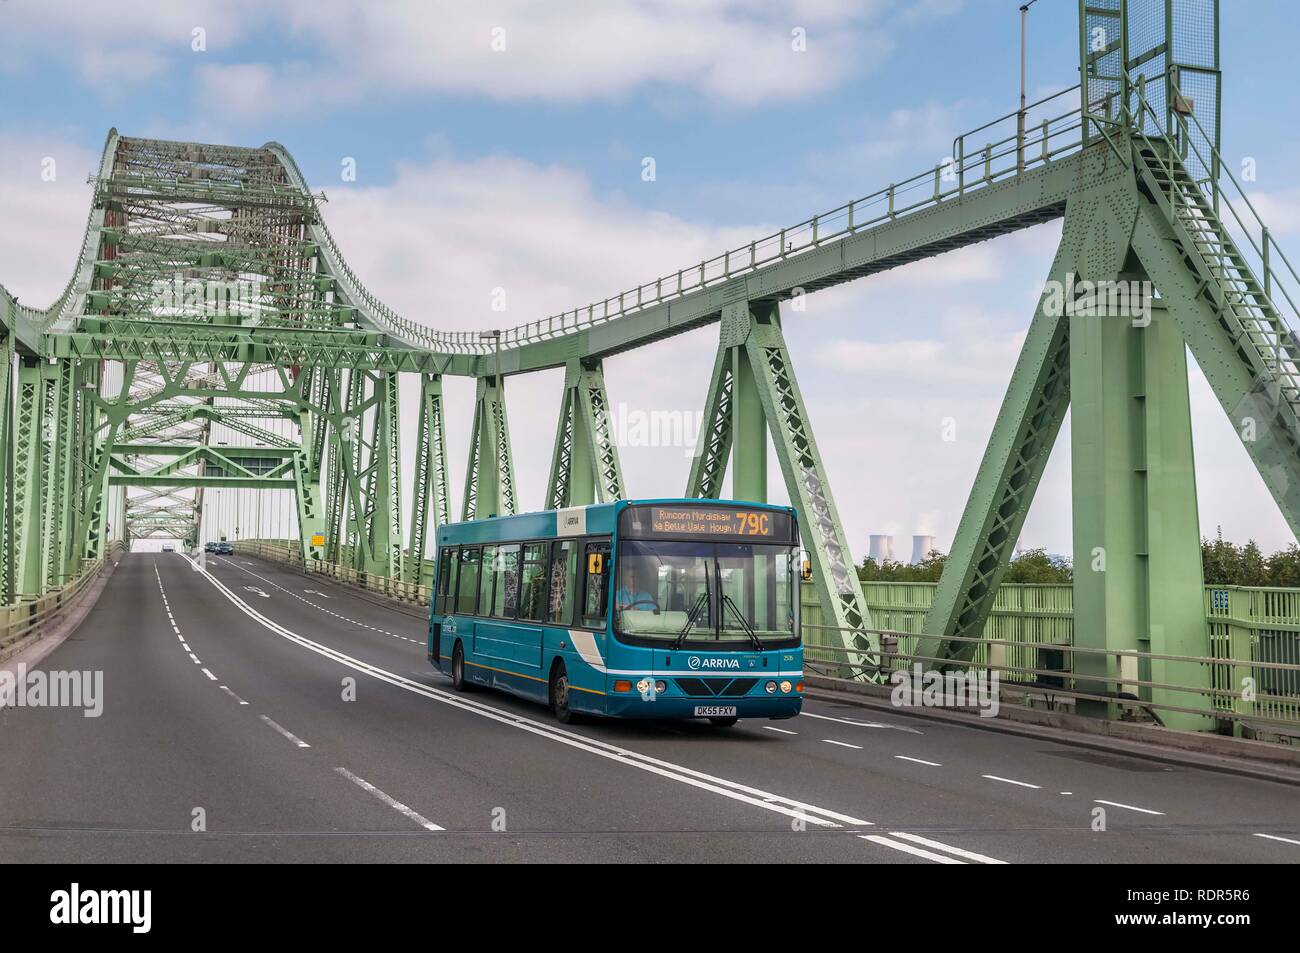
[235,540,432,606]
[801,621,1300,736]
[0,541,123,655]
[266,85,1088,357]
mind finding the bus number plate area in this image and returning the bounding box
[693,705,738,717]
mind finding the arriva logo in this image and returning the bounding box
[687,656,741,670]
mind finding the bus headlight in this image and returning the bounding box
[765,681,777,694]
[780,680,793,694]
[636,678,653,695]
[655,680,667,694]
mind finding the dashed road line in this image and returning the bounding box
[801,710,922,734]
[983,774,1042,789]
[1094,799,1164,816]
[190,562,874,831]
[219,685,249,705]
[895,755,942,767]
[1254,832,1300,847]
[335,767,443,832]
[200,668,218,682]
[214,557,424,644]
[823,739,863,750]
[259,714,312,748]
[764,726,797,735]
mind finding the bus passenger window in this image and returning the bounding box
[518,543,549,622]
[581,540,612,628]
[435,547,456,614]
[493,545,520,619]
[547,540,578,625]
[455,547,481,615]
[478,545,498,617]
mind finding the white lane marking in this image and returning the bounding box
[242,586,270,599]
[259,715,311,748]
[895,755,942,767]
[983,775,1041,789]
[193,563,870,829]
[200,668,218,681]
[1254,832,1300,847]
[187,653,200,664]
[823,739,863,750]
[215,557,423,643]
[890,832,1008,864]
[861,834,965,864]
[1094,799,1164,816]
[335,767,442,832]
[220,685,249,705]
[800,710,922,734]
[304,589,330,598]
[764,726,797,735]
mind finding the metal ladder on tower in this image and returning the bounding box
[1128,85,1300,466]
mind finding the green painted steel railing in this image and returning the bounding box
[0,540,123,657]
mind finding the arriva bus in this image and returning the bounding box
[429,499,803,725]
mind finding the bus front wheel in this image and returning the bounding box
[709,716,739,727]
[550,662,575,724]
[451,642,472,692]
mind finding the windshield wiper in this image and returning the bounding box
[720,592,763,651]
[672,588,710,650]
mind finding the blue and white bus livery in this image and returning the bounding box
[428,499,804,726]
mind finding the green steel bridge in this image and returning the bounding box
[2,1,1296,732]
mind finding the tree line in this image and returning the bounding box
[858,536,1300,588]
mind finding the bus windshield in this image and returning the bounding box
[614,539,797,645]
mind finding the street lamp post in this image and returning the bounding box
[1017,0,1040,172]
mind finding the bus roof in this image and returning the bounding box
[435,498,796,546]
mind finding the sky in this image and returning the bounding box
[2,0,1298,560]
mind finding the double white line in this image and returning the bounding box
[192,563,871,831]
[862,832,1008,864]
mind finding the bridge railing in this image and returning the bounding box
[0,541,123,659]
[266,87,1087,357]
[233,539,431,606]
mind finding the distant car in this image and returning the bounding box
[204,542,217,553]
[216,541,234,555]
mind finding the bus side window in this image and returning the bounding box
[519,542,549,622]
[455,547,481,615]
[493,544,520,619]
[580,539,612,628]
[479,545,498,618]
[547,539,577,625]
[435,547,456,614]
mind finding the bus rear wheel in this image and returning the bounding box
[451,642,472,691]
[550,662,575,724]
[709,716,739,727]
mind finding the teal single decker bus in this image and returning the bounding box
[429,499,804,725]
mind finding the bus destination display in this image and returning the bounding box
[633,505,791,540]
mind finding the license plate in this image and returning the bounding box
[693,705,737,717]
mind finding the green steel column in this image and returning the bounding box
[1071,292,1211,730]
[461,373,516,521]
[730,325,767,504]
[363,371,403,579]
[13,359,46,598]
[0,333,13,604]
[685,345,734,499]
[741,300,881,673]
[294,405,327,567]
[408,373,449,582]
[546,359,624,508]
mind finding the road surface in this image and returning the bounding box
[1,553,1296,863]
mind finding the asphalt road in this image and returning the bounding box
[1,552,1297,863]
